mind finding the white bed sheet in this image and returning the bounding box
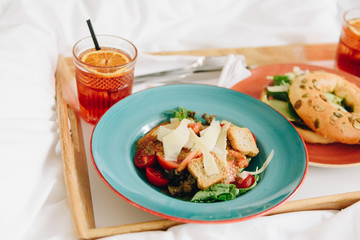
[1,0,360,239]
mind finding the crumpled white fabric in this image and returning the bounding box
[106,202,360,240]
[1,0,360,240]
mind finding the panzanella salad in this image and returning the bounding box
[134,107,274,202]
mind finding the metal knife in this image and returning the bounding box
[134,55,229,84]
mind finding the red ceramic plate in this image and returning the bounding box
[231,63,360,168]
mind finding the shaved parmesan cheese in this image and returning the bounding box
[199,127,208,137]
[237,171,250,179]
[162,119,192,161]
[198,120,221,151]
[247,149,274,175]
[163,121,180,131]
[189,130,219,176]
[157,126,172,142]
[184,138,195,149]
[170,118,180,124]
[212,121,230,163]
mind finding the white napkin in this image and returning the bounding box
[218,54,251,88]
[135,52,201,76]
[133,53,200,92]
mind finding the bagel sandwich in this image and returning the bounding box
[261,67,360,145]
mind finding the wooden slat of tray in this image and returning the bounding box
[151,43,338,66]
[55,43,360,240]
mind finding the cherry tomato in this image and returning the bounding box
[233,173,255,189]
[188,122,201,135]
[134,147,156,169]
[145,167,169,187]
[156,152,179,170]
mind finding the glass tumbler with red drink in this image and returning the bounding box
[336,8,360,78]
[73,35,137,124]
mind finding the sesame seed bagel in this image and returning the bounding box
[295,126,336,144]
[260,88,336,144]
[288,71,360,144]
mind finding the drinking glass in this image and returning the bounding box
[73,35,137,124]
[335,8,360,77]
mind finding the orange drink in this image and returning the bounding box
[73,35,137,124]
[336,8,360,77]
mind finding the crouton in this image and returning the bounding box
[227,125,259,157]
[135,125,160,151]
[187,154,228,190]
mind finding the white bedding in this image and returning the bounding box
[1,0,359,239]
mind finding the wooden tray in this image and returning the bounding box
[55,43,360,239]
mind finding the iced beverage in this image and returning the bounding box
[336,8,360,77]
[73,35,137,124]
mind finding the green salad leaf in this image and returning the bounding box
[191,176,259,203]
[166,107,196,121]
[273,75,291,86]
[191,183,239,202]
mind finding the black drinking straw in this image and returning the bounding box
[86,19,101,50]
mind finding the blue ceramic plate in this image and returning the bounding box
[91,84,308,223]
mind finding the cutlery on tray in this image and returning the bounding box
[134,55,230,83]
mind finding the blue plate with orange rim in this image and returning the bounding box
[90,84,308,223]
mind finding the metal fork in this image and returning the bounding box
[134,55,229,84]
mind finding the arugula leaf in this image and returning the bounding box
[167,107,196,121]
